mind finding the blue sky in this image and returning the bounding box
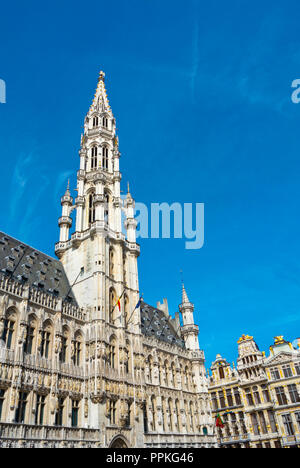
[1,0,300,366]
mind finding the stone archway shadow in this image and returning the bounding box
[109,435,130,448]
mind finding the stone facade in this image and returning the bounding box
[0,72,215,448]
[209,335,300,448]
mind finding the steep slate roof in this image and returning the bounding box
[0,232,77,304]
[140,301,185,349]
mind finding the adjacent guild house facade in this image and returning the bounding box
[209,335,300,448]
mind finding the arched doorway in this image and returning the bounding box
[109,436,129,448]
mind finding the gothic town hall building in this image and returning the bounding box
[0,72,216,448]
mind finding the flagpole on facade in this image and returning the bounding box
[126,295,143,328]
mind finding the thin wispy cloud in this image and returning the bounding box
[8,151,51,239]
[9,152,35,220]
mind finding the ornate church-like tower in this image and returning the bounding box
[55,71,140,326]
[55,72,145,446]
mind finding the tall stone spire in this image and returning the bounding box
[55,71,140,315]
[181,282,190,305]
[179,283,200,351]
[89,71,112,115]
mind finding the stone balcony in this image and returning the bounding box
[219,433,250,445]
[282,434,300,446]
[0,423,100,448]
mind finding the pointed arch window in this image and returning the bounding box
[2,316,15,350]
[102,116,108,128]
[88,194,95,225]
[102,147,109,171]
[91,146,98,170]
[93,116,99,128]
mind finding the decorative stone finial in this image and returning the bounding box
[99,70,106,81]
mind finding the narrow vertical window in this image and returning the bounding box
[109,343,115,368]
[102,147,108,170]
[275,387,288,406]
[91,146,98,169]
[73,338,81,366]
[60,336,68,363]
[55,398,65,426]
[71,400,79,427]
[109,400,116,425]
[88,194,95,225]
[2,319,15,349]
[24,325,35,354]
[35,394,46,425]
[152,397,156,431]
[40,330,51,358]
[282,414,295,436]
[251,413,260,435]
[15,392,28,423]
[0,389,5,421]
[104,193,109,223]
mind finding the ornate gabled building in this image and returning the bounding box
[0,72,215,448]
[209,334,300,448]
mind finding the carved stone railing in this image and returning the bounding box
[29,287,58,310]
[62,302,86,321]
[0,423,100,448]
[23,353,52,370]
[0,274,24,297]
[0,347,15,363]
[59,362,84,378]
